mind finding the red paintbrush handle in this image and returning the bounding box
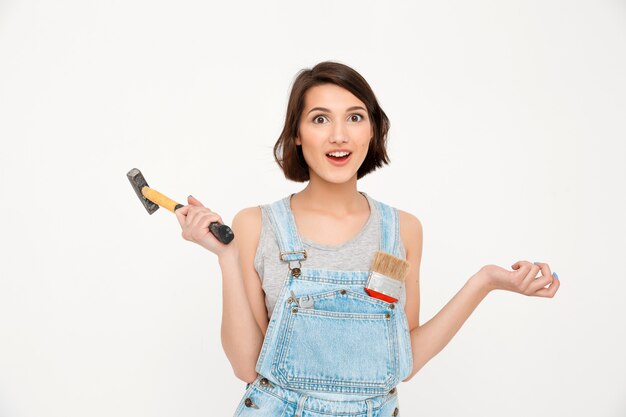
[364,288,398,303]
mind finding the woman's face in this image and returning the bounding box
[295,83,373,184]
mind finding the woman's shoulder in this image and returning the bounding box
[232,192,297,240]
[395,206,423,261]
[397,208,422,230]
[367,193,422,253]
[365,193,422,226]
[231,205,264,249]
[233,205,263,227]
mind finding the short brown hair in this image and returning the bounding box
[273,61,391,182]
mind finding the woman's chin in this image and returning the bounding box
[316,171,358,185]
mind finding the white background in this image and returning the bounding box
[1,1,624,416]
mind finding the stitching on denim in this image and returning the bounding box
[296,395,307,415]
[292,308,390,320]
[371,198,382,253]
[397,308,413,378]
[253,383,295,404]
[266,202,287,254]
[366,399,373,417]
[257,195,408,398]
[254,379,393,415]
[256,270,293,374]
[277,309,394,387]
[272,298,295,380]
[293,276,368,285]
[309,289,392,308]
[282,195,307,257]
[390,307,399,381]
[392,206,401,259]
[265,197,305,262]
[282,377,393,390]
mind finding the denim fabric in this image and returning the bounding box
[234,194,412,416]
[234,374,401,417]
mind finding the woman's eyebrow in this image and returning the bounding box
[307,106,366,114]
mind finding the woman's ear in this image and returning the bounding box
[294,136,301,146]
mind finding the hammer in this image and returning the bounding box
[126,168,234,244]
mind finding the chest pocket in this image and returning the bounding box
[271,285,399,393]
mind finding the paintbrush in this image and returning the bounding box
[364,251,411,303]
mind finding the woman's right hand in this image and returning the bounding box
[174,195,233,256]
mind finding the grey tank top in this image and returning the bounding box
[253,191,406,319]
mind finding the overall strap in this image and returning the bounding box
[371,198,404,259]
[261,195,307,263]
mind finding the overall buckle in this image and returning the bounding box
[279,249,307,261]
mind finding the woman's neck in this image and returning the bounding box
[291,177,366,217]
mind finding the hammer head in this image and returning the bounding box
[127,168,159,215]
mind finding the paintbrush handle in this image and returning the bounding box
[365,270,404,302]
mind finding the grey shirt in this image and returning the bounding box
[254,192,406,319]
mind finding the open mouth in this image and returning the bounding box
[325,152,352,162]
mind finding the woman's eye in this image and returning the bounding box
[312,113,365,123]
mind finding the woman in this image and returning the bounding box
[174,61,560,417]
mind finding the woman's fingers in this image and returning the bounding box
[486,260,559,297]
[527,263,558,295]
[521,263,541,290]
[188,195,207,208]
[189,203,218,226]
[511,260,534,270]
[174,205,190,228]
[506,260,534,292]
[188,213,223,244]
[531,275,560,298]
[511,260,531,270]
[534,262,553,281]
[175,204,212,237]
[185,196,213,226]
[182,205,225,244]
[506,263,528,284]
[192,211,222,230]
[174,197,226,253]
[185,205,201,226]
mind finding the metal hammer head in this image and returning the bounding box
[127,168,159,215]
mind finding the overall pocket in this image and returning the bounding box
[272,288,398,392]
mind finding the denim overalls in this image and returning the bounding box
[233,194,413,417]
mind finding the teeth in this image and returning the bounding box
[326,151,351,157]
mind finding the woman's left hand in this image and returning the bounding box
[480,261,560,297]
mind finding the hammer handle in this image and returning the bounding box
[142,186,180,213]
[141,186,234,244]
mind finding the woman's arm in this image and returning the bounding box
[403,271,491,381]
[219,208,268,384]
[398,211,559,382]
[175,197,266,384]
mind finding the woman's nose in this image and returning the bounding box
[330,121,348,143]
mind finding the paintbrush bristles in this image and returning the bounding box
[371,251,411,282]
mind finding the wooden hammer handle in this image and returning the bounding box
[141,186,234,244]
[141,186,180,213]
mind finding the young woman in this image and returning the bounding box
[174,61,560,417]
